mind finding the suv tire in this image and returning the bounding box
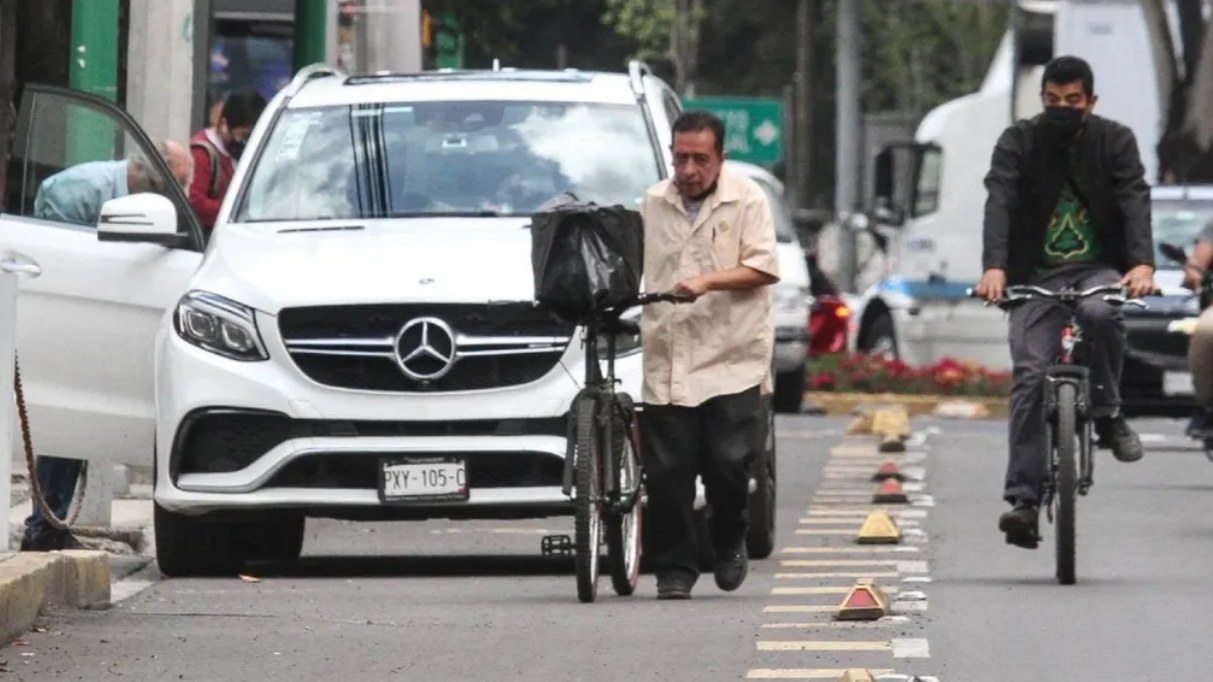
[154,503,243,577]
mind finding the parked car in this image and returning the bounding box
[724,160,814,413]
[1120,185,1213,414]
[0,62,781,576]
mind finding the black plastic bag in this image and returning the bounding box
[530,194,644,323]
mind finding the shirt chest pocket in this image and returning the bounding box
[708,215,742,269]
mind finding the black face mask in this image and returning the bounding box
[228,139,247,160]
[1042,105,1086,141]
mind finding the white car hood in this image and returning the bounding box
[198,218,541,312]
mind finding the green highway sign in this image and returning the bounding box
[680,97,784,165]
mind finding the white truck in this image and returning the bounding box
[846,0,1179,371]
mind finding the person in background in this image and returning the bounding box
[189,86,267,235]
[21,141,192,552]
[638,110,781,599]
[1181,218,1213,437]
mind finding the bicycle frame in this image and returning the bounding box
[970,283,1150,506]
[557,292,686,515]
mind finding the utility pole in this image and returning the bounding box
[834,0,861,292]
[793,0,813,211]
[126,0,196,145]
[68,0,119,165]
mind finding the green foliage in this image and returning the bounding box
[601,0,674,61]
[856,0,1009,113]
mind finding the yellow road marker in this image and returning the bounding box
[776,572,899,579]
[856,509,901,544]
[757,640,891,652]
[745,669,893,680]
[781,559,899,567]
[834,578,890,621]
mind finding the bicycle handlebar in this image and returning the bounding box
[632,291,696,306]
[964,283,1159,311]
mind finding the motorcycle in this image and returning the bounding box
[1159,241,1213,458]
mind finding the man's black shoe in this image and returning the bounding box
[713,540,749,592]
[656,572,695,600]
[1095,416,1144,462]
[998,504,1041,550]
[19,530,84,552]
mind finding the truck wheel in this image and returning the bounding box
[862,314,898,359]
[773,367,806,414]
[154,503,244,578]
[746,400,777,559]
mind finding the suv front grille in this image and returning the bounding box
[278,303,576,392]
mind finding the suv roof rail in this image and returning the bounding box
[627,59,652,97]
[283,63,346,98]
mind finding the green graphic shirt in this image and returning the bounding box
[1041,157,1100,267]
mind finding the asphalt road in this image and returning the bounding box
[5,414,1213,681]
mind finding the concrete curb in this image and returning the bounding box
[802,391,1009,419]
[0,550,110,645]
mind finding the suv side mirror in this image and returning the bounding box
[97,193,186,247]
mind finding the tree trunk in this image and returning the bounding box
[793,0,813,209]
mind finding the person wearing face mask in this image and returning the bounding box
[188,86,267,235]
[975,55,1155,550]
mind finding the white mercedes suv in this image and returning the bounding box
[0,63,780,577]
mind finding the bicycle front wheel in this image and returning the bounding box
[573,393,602,603]
[606,393,643,596]
[1054,382,1078,585]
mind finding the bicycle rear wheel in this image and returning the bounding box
[573,393,602,603]
[606,393,643,596]
[1053,382,1078,585]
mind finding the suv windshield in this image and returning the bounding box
[1153,199,1213,269]
[235,100,662,222]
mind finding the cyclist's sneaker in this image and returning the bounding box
[714,540,749,592]
[998,504,1040,550]
[656,572,696,600]
[1095,416,1143,462]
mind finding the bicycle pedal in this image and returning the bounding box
[540,534,574,557]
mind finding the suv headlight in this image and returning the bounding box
[173,291,269,361]
[596,306,642,359]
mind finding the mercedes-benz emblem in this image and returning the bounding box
[394,317,457,381]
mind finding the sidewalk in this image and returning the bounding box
[3,473,155,647]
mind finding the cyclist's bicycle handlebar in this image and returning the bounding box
[965,283,1159,311]
[631,291,696,306]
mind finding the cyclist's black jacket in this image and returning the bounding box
[981,112,1153,285]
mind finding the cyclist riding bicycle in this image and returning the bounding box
[1180,219,1213,437]
[975,55,1155,550]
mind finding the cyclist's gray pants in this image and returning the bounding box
[1005,264,1124,506]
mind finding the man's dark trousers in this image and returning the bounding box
[22,455,83,544]
[640,384,762,578]
[1005,264,1124,506]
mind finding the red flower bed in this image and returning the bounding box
[807,352,1012,397]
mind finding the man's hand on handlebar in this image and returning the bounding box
[673,275,711,300]
[975,268,1006,303]
[1120,264,1155,299]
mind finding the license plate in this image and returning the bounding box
[1163,371,1194,397]
[378,457,468,503]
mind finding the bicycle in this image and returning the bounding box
[1158,241,1213,458]
[560,290,692,603]
[969,283,1150,585]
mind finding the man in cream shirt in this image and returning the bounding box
[638,110,781,600]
